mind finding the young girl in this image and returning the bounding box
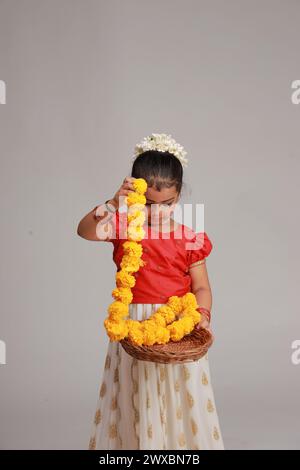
[77,134,224,450]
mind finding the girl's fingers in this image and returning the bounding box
[200,319,210,329]
[123,182,134,190]
[120,180,135,192]
[123,177,136,186]
[195,319,211,332]
[120,188,134,195]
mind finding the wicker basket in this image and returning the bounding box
[120,326,213,364]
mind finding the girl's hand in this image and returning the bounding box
[110,176,137,209]
[195,313,215,343]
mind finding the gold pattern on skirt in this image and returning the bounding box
[157,380,161,396]
[207,398,215,413]
[114,367,119,383]
[144,364,149,381]
[99,381,106,398]
[147,424,153,439]
[146,393,151,409]
[186,390,194,408]
[130,359,139,447]
[159,366,166,382]
[94,409,101,425]
[111,396,117,410]
[88,436,96,450]
[191,418,198,436]
[202,372,208,385]
[160,409,166,425]
[174,379,180,392]
[176,406,183,420]
[213,426,220,440]
[182,365,191,381]
[132,379,138,394]
[178,432,186,447]
[108,423,117,439]
[104,354,111,370]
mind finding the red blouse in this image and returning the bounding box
[109,210,213,304]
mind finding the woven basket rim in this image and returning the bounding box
[120,326,213,364]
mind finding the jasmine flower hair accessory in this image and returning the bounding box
[132,133,188,168]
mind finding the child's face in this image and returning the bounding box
[144,186,179,226]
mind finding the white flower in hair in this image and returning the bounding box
[132,133,188,168]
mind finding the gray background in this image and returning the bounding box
[0,0,299,450]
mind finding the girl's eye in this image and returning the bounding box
[146,202,173,206]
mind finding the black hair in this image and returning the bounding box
[131,150,183,195]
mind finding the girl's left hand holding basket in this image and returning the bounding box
[195,309,215,344]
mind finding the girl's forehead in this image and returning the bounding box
[145,186,178,202]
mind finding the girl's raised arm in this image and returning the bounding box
[76,177,136,241]
[76,201,117,241]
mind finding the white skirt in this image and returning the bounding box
[88,303,225,450]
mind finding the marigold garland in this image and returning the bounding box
[103,178,202,346]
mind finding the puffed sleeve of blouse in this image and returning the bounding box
[186,231,213,268]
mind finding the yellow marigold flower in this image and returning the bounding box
[181,308,201,324]
[190,313,201,325]
[104,318,128,341]
[122,240,143,257]
[108,300,128,317]
[108,312,127,322]
[155,326,171,344]
[180,316,194,333]
[128,212,146,226]
[156,305,176,324]
[126,319,142,330]
[116,270,136,288]
[128,203,146,215]
[112,287,133,304]
[167,316,194,340]
[127,225,145,241]
[167,323,185,342]
[185,313,200,326]
[133,178,147,195]
[126,192,146,206]
[128,328,144,346]
[143,319,157,332]
[181,306,199,316]
[167,296,182,315]
[151,313,167,327]
[121,253,140,265]
[120,255,141,272]
[143,330,157,346]
[181,292,198,310]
